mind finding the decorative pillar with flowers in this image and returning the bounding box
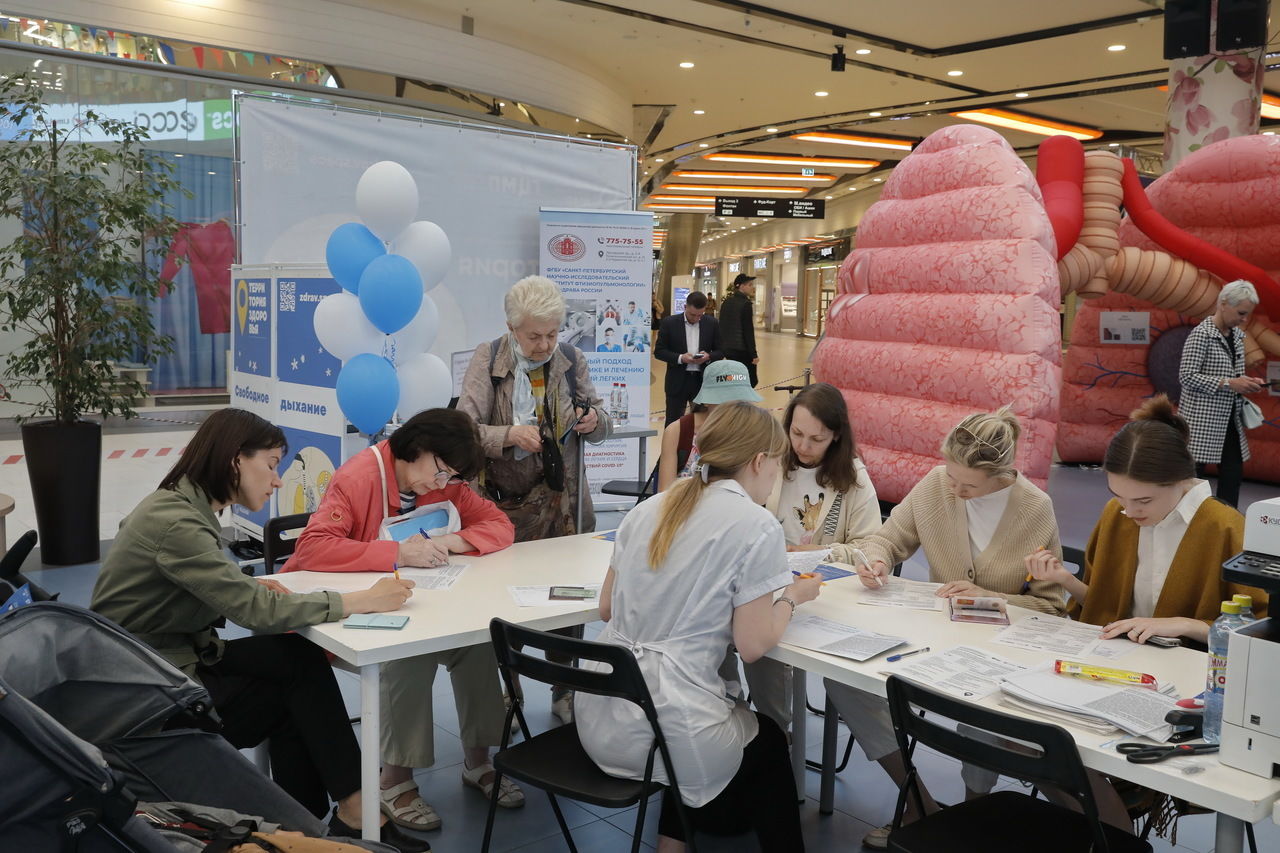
[1163,25,1265,168]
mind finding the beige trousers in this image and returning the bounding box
[379,642,507,768]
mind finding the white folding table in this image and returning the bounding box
[768,572,1280,853]
[278,532,614,840]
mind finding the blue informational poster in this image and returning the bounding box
[275,277,341,390]
[233,277,271,377]
[277,425,343,517]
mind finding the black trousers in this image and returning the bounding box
[723,350,759,388]
[657,713,804,851]
[664,370,705,426]
[1197,416,1244,509]
[199,633,361,818]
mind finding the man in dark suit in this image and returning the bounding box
[654,290,723,425]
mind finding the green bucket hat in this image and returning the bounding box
[693,359,762,405]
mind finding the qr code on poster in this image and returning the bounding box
[1131,328,1148,342]
[278,280,296,312]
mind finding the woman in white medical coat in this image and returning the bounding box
[576,401,822,852]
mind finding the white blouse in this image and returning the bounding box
[1132,479,1213,618]
[575,479,792,806]
[964,483,1013,562]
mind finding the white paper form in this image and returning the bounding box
[857,577,946,611]
[396,563,469,591]
[889,646,1028,700]
[782,614,906,662]
[1001,667,1176,738]
[508,584,604,607]
[991,615,1109,657]
[785,550,831,574]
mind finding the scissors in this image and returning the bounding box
[1116,742,1218,764]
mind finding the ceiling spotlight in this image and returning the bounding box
[947,70,964,77]
[1107,44,1126,52]
[766,126,779,132]
[868,111,882,117]
[1014,92,1029,98]
[825,195,833,199]
[699,143,708,148]
[855,48,871,55]
[679,61,695,68]
[693,109,705,114]
[655,157,665,162]
[814,91,829,97]
[831,45,846,72]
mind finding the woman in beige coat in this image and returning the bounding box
[825,406,1065,850]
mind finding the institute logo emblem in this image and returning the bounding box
[548,233,586,262]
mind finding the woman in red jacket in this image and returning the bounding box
[284,408,519,834]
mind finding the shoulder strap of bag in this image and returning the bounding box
[369,445,389,518]
[558,342,578,402]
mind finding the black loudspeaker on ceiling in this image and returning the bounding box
[1164,0,1270,59]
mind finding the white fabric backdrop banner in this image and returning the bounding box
[538,208,653,500]
[237,95,635,374]
[236,96,638,505]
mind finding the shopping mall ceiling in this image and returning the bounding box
[401,1,1276,224]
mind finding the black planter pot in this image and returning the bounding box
[21,420,102,566]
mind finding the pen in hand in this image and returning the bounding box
[887,647,930,663]
[392,562,400,581]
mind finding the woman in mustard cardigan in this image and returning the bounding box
[1027,395,1268,645]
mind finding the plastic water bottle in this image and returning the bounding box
[1232,593,1256,623]
[1204,600,1244,744]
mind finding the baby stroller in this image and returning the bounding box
[0,601,386,851]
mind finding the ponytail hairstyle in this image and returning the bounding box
[648,401,787,569]
[940,405,1021,480]
[1103,395,1195,485]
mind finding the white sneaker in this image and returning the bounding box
[551,692,574,726]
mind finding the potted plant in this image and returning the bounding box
[0,73,184,565]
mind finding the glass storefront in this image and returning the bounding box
[800,238,850,338]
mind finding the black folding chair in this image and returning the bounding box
[600,462,658,506]
[1061,545,1086,579]
[883,675,1151,853]
[483,618,696,853]
[262,512,310,574]
[0,530,56,601]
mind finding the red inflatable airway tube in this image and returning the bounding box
[1119,157,1280,319]
[1036,136,1084,261]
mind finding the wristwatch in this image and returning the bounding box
[775,596,797,616]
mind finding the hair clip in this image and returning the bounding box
[699,463,711,484]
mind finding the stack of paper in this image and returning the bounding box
[782,614,906,662]
[857,577,946,611]
[998,664,1178,739]
[888,646,1027,701]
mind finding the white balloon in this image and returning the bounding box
[313,291,383,362]
[397,353,452,417]
[393,220,452,291]
[384,295,440,362]
[356,161,419,243]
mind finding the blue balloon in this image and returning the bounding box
[326,222,385,293]
[336,353,399,435]
[358,253,424,335]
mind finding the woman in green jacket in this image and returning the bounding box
[91,408,426,852]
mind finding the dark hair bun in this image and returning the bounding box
[1129,395,1190,444]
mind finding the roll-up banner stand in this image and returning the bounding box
[539,208,652,504]
[233,96,638,536]
[230,265,349,539]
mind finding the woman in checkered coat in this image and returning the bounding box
[1177,280,1266,508]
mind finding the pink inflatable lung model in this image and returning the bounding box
[1059,135,1280,482]
[814,125,1062,503]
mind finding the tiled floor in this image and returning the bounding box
[6,329,1280,851]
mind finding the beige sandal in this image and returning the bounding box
[379,779,442,831]
[461,762,525,808]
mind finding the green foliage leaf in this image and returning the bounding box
[0,73,189,424]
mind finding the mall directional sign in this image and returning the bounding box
[715,197,825,219]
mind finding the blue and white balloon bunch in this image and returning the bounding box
[315,161,454,435]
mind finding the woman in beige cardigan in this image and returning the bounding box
[825,407,1064,850]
